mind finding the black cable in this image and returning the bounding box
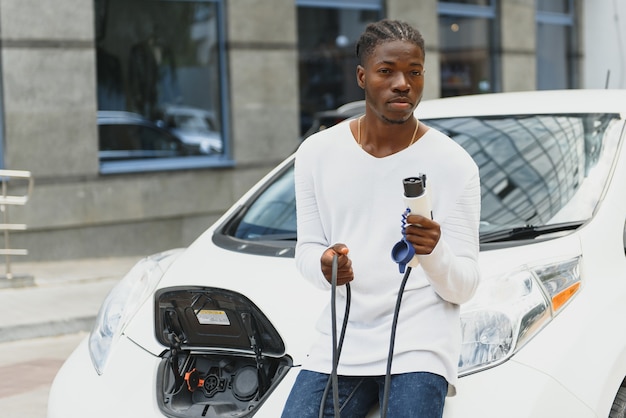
[319,254,351,418]
[319,255,409,418]
[381,266,412,418]
[330,254,340,418]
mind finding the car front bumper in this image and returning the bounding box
[48,334,595,418]
[445,361,595,418]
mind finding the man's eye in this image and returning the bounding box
[412,70,423,77]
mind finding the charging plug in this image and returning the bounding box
[391,175,432,273]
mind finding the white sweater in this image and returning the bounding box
[294,120,481,395]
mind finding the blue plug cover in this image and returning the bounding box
[391,239,415,274]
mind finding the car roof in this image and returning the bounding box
[335,100,365,114]
[163,106,216,116]
[97,110,148,121]
[416,89,626,119]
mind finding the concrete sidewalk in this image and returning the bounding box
[0,256,143,343]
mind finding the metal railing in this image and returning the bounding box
[0,169,34,280]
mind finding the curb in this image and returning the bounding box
[0,256,142,344]
[0,275,35,289]
[0,316,95,344]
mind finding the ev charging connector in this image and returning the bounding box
[391,175,432,273]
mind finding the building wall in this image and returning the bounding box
[1,0,97,177]
[387,0,441,100]
[500,0,536,92]
[227,0,300,165]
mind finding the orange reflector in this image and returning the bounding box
[552,282,581,311]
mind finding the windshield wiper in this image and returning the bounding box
[247,233,297,241]
[479,221,584,244]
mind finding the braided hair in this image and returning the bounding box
[355,19,425,65]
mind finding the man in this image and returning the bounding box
[282,19,481,417]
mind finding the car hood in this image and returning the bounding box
[124,222,585,363]
[123,229,328,362]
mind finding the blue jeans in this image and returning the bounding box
[281,370,447,418]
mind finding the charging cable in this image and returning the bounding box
[381,265,412,418]
[319,253,351,418]
[320,255,411,418]
[384,175,431,416]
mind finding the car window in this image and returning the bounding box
[99,123,201,161]
[100,124,139,151]
[139,125,182,152]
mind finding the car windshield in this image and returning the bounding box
[226,113,623,244]
[428,113,622,234]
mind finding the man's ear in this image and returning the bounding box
[356,65,365,89]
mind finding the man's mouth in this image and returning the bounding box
[389,97,412,105]
[388,98,413,110]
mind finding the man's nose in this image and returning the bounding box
[392,73,410,91]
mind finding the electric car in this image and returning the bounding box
[49,90,626,418]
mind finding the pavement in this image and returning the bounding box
[0,256,144,343]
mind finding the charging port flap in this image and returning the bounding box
[155,287,292,418]
[155,286,285,356]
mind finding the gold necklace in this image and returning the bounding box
[357,116,420,149]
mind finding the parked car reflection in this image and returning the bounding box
[98,111,203,161]
[157,105,223,155]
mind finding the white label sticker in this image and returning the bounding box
[196,309,230,326]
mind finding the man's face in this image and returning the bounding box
[357,40,425,124]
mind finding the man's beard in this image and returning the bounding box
[381,114,413,125]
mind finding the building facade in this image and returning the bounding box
[0,0,619,261]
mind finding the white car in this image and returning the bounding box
[49,90,626,418]
[158,105,223,154]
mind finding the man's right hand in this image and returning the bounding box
[321,244,353,286]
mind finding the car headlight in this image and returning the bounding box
[459,256,581,376]
[89,250,179,374]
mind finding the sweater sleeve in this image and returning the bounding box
[417,169,481,304]
[293,143,332,290]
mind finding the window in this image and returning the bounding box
[438,0,498,97]
[439,0,491,4]
[94,0,230,174]
[537,0,571,13]
[297,0,382,135]
[536,0,577,89]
